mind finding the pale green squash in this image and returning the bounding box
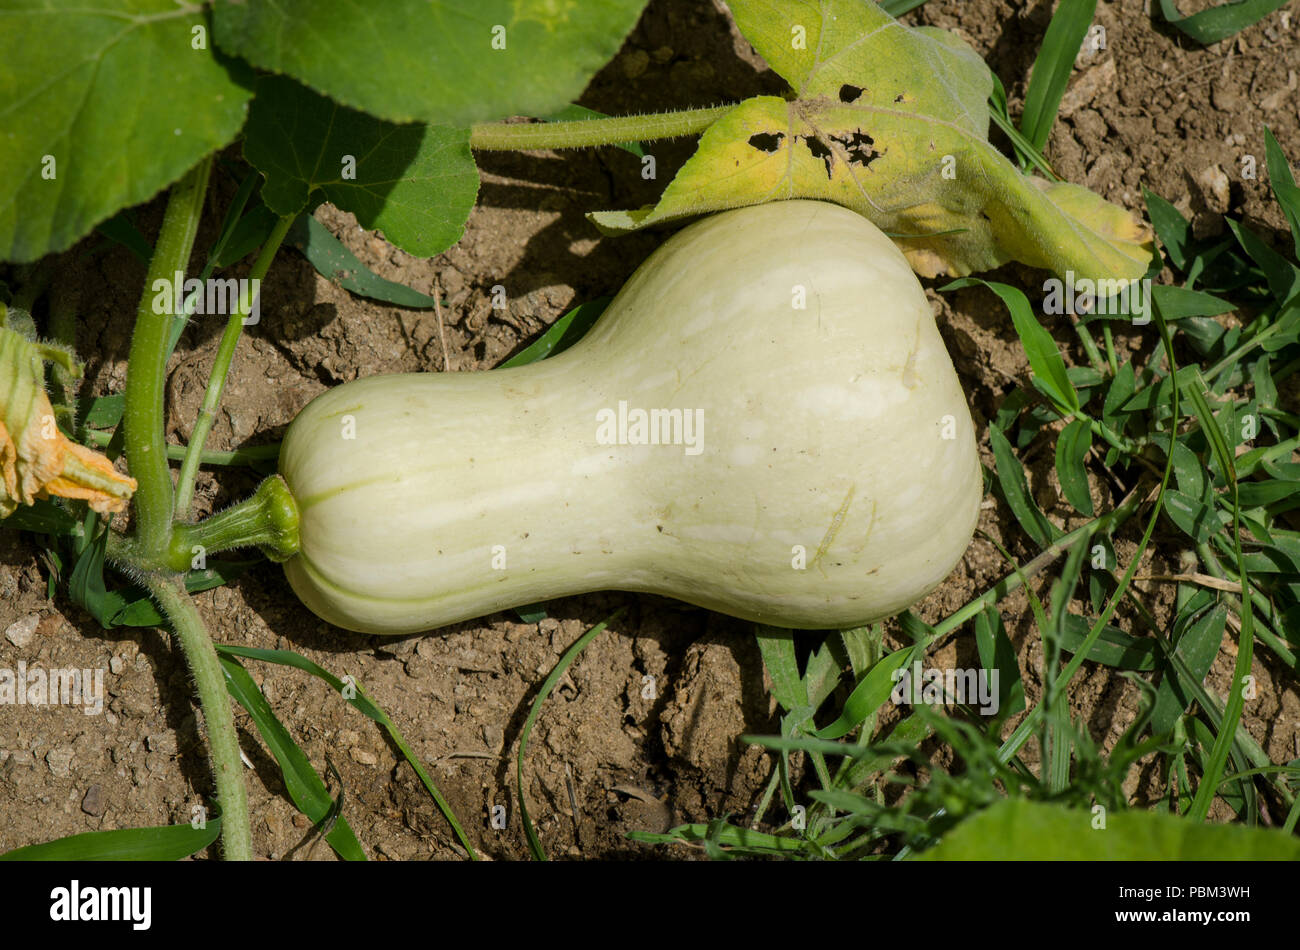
[279,200,982,635]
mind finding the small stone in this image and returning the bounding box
[1195,164,1231,214]
[350,747,377,766]
[4,614,40,648]
[621,48,650,80]
[338,729,360,747]
[264,810,285,837]
[81,784,106,817]
[110,655,125,675]
[1059,59,1117,117]
[147,733,178,755]
[46,746,74,778]
[1211,84,1240,113]
[292,812,311,829]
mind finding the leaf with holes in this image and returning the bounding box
[589,0,1152,287]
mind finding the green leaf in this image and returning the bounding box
[513,604,548,623]
[988,422,1059,549]
[1020,0,1097,153]
[919,798,1300,859]
[812,648,912,740]
[242,75,479,257]
[944,278,1078,414]
[4,499,80,536]
[0,0,253,262]
[756,627,808,713]
[1159,0,1292,45]
[1225,219,1300,302]
[1143,187,1192,271]
[591,0,1153,287]
[1055,418,1094,515]
[1059,614,1159,670]
[82,394,126,430]
[1163,488,1232,543]
[973,606,1025,717]
[517,612,620,860]
[212,0,648,126]
[1239,535,1300,573]
[219,656,367,861]
[1151,285,1235,320]
[1264,126,1300,257]
[1236,479,1300,507]
[629,822,811,855]
[0,819,220,861]
[1151,604,1228,737]
[1101,360,1136,425]
[501,298,611,368]
[215,644,479,860]
[94,211,153,264]
[68,523,113,627]
[286,214,448,309]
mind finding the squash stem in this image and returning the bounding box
[124,157,210,556]
[174,214,294,520]
[118,158,254,860]
[144,573,252,861]
[167,475,300,571]
[469,104,736,151]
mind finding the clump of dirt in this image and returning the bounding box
[2,0,1297,858]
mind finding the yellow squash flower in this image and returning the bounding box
[0,309,136,519]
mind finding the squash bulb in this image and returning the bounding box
[278,200,982,635]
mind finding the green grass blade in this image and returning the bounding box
[1020,0,1098,153]
[517,609,623,860]
[943,278,1078,413]
[989,421,1059,548]
[500,298,609,367]
[0,820,221,861]
[811,648,912,740]
[1263,127,1300,258]
[219,655,367,860]
[1185,373,1258,822]
[215,644,478,860]
[628,822,814,855]
[1055,417,1094,515]
[1158,0,1291,45]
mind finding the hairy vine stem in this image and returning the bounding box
[469,104,736,151]
[124,158,210,556]
[145,573,251,861]
[119,156,256,860]
[174,214,294,520]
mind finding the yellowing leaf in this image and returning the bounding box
[0,320,135,519]
[590,0,1153,286]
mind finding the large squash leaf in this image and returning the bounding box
[591,0,1153,287]
[212,0,649,127]
[919,799,1300,860]
[0,0,253,262]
